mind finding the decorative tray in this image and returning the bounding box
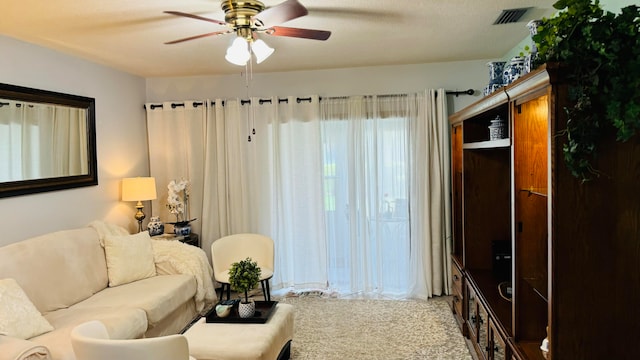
[205,300,278,324]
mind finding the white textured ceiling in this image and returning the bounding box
[0,0,556,77]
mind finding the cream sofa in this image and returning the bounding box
[0,224,216,360]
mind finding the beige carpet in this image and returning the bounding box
[277,296,473,360]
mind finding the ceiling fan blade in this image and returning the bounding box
[255,0,308,28]
[267,26,331,41]
[165,30,232,45]
[164,11,228,26]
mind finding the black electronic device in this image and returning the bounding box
[492,240,512,282]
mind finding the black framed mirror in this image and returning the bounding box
[0,83,97,198]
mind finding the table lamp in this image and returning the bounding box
[122,177,157,232]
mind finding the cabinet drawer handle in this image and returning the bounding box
[453,274,459,281]
[453,295,459,303]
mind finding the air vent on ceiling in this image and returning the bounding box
[493,8,530,25]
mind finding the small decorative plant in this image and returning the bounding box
[166,179,196,225]
[228,257,262,304]
[533,0,640,181]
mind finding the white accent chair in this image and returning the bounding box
[211,233,275,301]
[71,320,195,360]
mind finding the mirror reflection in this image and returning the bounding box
[0,83,97,198]
[0,99,88,181]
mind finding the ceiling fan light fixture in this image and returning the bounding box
[165,0,330,66]
[251,39,274,64]
[225,37,251,65]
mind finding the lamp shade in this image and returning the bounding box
[225,37,251,66]
[251,39,274,64]
[122,177,157,201]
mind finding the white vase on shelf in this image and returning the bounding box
[488,115,506,140]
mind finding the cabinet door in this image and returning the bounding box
[513,96,549,342]
[477,301,489,360]
[452,263,463,296]
[489,320,509,360]
[466,284,478,341]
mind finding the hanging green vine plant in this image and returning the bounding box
[533,0,640,181]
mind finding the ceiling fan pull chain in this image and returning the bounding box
[245,61,253,142]
[252,100,257,136]
[250,62,256,138]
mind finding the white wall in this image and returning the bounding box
[0,36,148,245]
[146,60,490,114]
[0,37,493,247]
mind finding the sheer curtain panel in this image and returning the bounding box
[145,90,451,298]
[319,91,450,298]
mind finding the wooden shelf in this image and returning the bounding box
[451,66,550,360]
[452,254,463,269]
[518,187,547,197]
[463,138,511,149]
[523,277,548,303]
[513,341,547,360]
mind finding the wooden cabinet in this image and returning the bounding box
[450,261,466,334]
[449,64,640,360]
[465,281,511,360]
[466,283,478,342]
[477,298,490,360]
[490,318,510,360]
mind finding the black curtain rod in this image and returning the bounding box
[145,98,313,108]
[445,89,475,97]
[144,101,204,110]
[0,102,35,108]
[144,89,474,109]
[226,97,315,105]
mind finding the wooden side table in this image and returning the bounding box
[153,233,200,248]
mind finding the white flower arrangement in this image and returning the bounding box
[167,179,190,224]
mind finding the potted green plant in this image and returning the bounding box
[228,257,262,318]
[533,0,640,181]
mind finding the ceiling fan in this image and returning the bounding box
[164,0,331,65]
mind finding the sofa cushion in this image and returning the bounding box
[0,228,108,314]
[34,306,148,360]
[73,274,197,326]
[0,278,54,339]
[104,232,156,287]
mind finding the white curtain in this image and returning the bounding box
[0,101,87,182]
[264,96,328,290]
[145,90,451,298]
[408,90,452,298]
[146,101,207,240]
[319,91,450,298]
[320,95,411,297]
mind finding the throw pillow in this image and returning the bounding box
[0,278,54,339]
[104,231,157,287]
